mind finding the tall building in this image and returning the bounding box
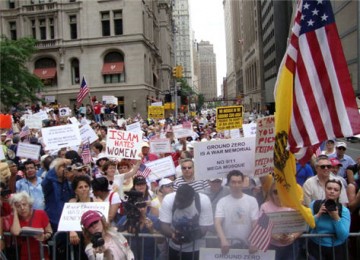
[198,40,217,100]
[0,0,174,118]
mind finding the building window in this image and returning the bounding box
[69,15,77,39]
[101,12,110,36]
[31,20,36,39]
[102,52,125,83]
[9,21,17,40]
[9,0,15,9]
[34,58,57,87]
[39,18,46,40]
[49,18,54,39]
[113,10,123,35]
[71,58,80,85]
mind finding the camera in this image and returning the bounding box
[119,191,144,234]
[91,232,105,248]
[173,215,202,244]
[324,199,337,212]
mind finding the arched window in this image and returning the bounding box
[34,58,57,87]
[102,51,125,83]
[71,58,80,85]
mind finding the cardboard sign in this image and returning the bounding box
[25,115,43,129]
[146,156,176,181]
[148,106,164,119]
[193,137,256,179]
[149,138,172,154]
[173,125,194,139]
[267,211,307,234]
[106,129,141,159]
[58,202,109,231]
[126,122,142,133]
[16,143,41,160]
[80,124,99,144]
[41,124,82,150]
[243,122,257,137]
[216,106,243,131]
[254,116,275,177]
[59,107,71,117]
[199,248,275,260]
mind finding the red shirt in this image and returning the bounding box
[94,104,102,114]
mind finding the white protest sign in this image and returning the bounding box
[102,95,118,104]
[16,143,41,160]
[151,102,163,106]
[199,248,275,260]
[173,125,194,139]
[33,111,49,120]
[80,124,99,144]
[230,129,241,139]
[126,122,142,133]
[25,115,43,129]
[0,147,6,160]
[69,117,80,126]
[149,138,171,154]
[106,129,141,159]
[58,202,109,231]
[194,137,256,180]
[242,122,257,137]
[267,211,307,234]
[254,116,275,177]
[117,118,126,128]
[41,124,82,150]
[59,107,71,117]
[44,96,55,103]
[146,156,176,182]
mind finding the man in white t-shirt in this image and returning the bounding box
[159,184,213,260]
[215,170,259,254]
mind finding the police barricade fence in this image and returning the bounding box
[2,231,360,260]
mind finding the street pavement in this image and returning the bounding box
[338,138,360,160]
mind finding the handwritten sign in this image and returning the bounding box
[146,156,176,181]
[242,122,257,137]
[16,143,41,160]
[149,138,172,154]
[254,116,275,177]
[41,124,82,150]
[193,137,256,180]
[267,211,307,234]
[79,124,98,144]
[148,106,164,119]
[199,248,275,260]
[106,129,141,159]
[58,202,109,231]
[25,115,43,129]
[216,106,243,131]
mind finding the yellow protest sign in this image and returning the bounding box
[164,102,175,110]
[148,106,165,119]
[216,105,243,131]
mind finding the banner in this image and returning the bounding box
[146,156,176,181]
[193,137,256,180]
[16,143,41,160]
[216,105,243,131]
[148,106,164,119]
[199,248,275,260]
[41,124,82,150]
[106,129,142,159]
[149,138,172,154]
[254,116,275,177]
[80,124,99,144]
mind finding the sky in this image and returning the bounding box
[189,0,226,96]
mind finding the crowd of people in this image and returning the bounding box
[0,103,359,260]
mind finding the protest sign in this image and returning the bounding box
[149,138,171,154]
[173,124,194,139]
[58,202,109,231]
[41,124,82,150]
[25,115,43,129]
[199,248,275,260]
[254,116,275,177]
[216,106,243,131]
[16,143,41,160]
[151,102,163,106]
[148,106,164,119]
[0,147,6,160]
[243,122,257,137]
[126,122,142,133]
[146,156,176,181]
[102,95,118,104]
[33,111,49,120]
[69,117,80,126]
[80,124,99,144]
[106,129,141,159]
[117,118,126,128]
[44,96,55,103]
[267,211,307,234]
[194,137,256,179]
[59,107,71,117]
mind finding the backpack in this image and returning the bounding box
[313,199,342,217]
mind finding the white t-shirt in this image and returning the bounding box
[159,192,213,252]
[215,194,259,245]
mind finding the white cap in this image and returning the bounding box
[159,178,173,187]
[336,142,347,148]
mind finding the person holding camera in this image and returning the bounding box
[81,210,134,260]
[308,179,350,259]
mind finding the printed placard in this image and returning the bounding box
[59,107,71,117]
[149,138,172,154]
[146,156,176,182]
[80,124,99,144]
[243,122,257,137]
[106,129,141,159]
[193,137,256,180]
[267,211,307,234]
[199,248,275,260]
[25,115,43,129]
[148,106,165,119]
[126,122,142,133]
[216,105,243,131]
[254,116,275,177]
[16,143,41,160]
[58,202,109,231]
[41,124,82,150]
[173,124,194,139]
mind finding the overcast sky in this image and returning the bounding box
[189,0,226,96]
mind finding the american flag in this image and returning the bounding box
[284,0,360,164]
[77,77,90,104]
[19,125,30,138]
[136,163,152,178]
[6,129,13,138]
[248,212,273,251]
[81,141,92,165]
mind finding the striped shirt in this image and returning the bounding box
[173,176,210,192]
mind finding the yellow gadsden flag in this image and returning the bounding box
[274,58,315,229]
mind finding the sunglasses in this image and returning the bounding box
[319,165,332,169]
[181,166,193,170]
[272,190,278,195]
[337,147,346,151]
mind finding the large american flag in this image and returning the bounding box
[136,163,152,178]
[285,0,360,163]
[248,212,273,251]
[77,77,90,104]
[81,140,92,165]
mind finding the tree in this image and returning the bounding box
[196,93,205,113]
[0,37,44,111]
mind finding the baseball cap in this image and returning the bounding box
[65,150,83,165]
[81,210,102,229]
[159,178,173,187]
[336,142,347,149]
[133,175,147,185]
[141,142,150,148]
[330,158,343,167]
[209,178,223,182]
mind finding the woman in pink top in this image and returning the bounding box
[260,182,302,260]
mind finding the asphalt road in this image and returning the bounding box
[338,138,360,160]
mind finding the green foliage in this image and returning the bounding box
[196,93,205,113]
[0,36,44,111]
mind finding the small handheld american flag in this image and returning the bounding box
[81,141,92,165]
[248,212,274,251]
[136,163,152,178]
